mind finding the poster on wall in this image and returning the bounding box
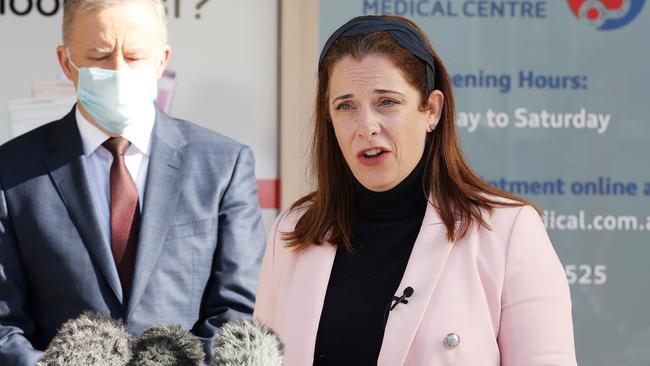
[320,1,649,364]
[0,0,279,228]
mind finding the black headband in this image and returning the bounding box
[319,16,436,93]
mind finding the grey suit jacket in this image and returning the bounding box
[0,108,266,365]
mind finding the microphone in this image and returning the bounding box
[383,286,415,328]
[389,286,414,311]
[210,318,284,366]
[37,312,133,366]
[130,324,206,366]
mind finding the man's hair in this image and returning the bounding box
[62,0,168,44]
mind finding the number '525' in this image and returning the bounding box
[565,265,607,285]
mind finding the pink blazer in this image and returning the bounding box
[254,202,577,366]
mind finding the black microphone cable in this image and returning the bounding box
[382,286,414,329]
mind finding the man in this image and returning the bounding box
[0,0,266,364]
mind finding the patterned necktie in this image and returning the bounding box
[103,137,140,299]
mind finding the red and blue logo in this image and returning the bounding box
[568,0,646,30]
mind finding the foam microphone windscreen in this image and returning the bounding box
[129,324,205,366]
[211,319,284,366]
[37,312,133,366]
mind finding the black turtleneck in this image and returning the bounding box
[313,155,428,365]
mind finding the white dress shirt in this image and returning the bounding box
[75,106,154,242]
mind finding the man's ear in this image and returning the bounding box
[56,45,77,85]
[155,45,172,80]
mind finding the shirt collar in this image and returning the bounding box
[75,104,155,156]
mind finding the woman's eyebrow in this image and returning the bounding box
[332,93,353,103]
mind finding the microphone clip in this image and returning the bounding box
[389,286,414,311]
[383,286,415,329]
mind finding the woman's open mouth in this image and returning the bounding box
[358,148,390,165]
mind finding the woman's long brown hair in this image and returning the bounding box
[285,16,537,252]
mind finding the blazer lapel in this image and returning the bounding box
[45,109,123,303]
[378,203,455,366]
[282,242,337,366]
[126,110,186,319]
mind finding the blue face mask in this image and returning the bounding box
[67,48,158,135]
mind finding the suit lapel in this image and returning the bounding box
[126,110,186,319]
[45,109,123,303]
[378,203,455,366]
[283,242,337,366]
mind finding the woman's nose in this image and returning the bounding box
[356,108,381,138]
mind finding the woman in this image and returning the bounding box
[255,15,576,366]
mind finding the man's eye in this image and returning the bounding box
[127,56,144,62]
[380,99,396,106]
